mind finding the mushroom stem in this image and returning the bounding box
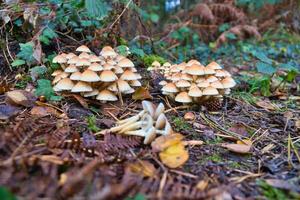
[117,110,145,125]
[119,121,147,133]
[123,130,146,137]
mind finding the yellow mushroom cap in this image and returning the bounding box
[88,63,103,71]
[188,84,202,97]
[66,53,76,60]
[107,83,118,92]
[186,59,201,66]
[129,80,142,87]
[55,78,74,91]
[89,55,101,62]
[185,64,205,76]
[53,55,67,63]
[71,81,93,92]
[76,58,91,67]
[151,61,161,67]
[206,75,218,83]
[197,79,210,88]
[84,89,99,97]
[118,58,134,68]
[81,69,101,82]
[70,71,82,81]
[175,92,192,103]
[210,80,224,89]
[206,61,222,70]
[67,56,79,65]
[117,79,132,93]
[162,83,178,93]
[100,46,117,58]
[51,70,63,76]
[221,77,236,88]
[78,52,90,59]
[96,89,118,101]
[99,70,118,82]
[120,70,139,81]
[175,80,191,88]
[76,45,91,53]
[64,65,78,73]
[202,86,219,96]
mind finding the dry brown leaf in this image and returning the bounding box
[221,143,251,154]
[236,139,252,146]
[159,142,189,168]
[151,133,184,152]
[255,100,277,111]
[229,123,249,137]
[33,40,42,63]
[30,106,62,118]
[126,160,156,178]
[132,87,152,100]
[5,90,36,107]
[71,94,89,109]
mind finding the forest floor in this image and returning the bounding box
[0,60,299,199]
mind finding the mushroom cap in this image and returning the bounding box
[188,85,202,97]
[122,87,135,94]
[53,55,67,63]
[51,70,63,76]
[170,65,181,73]
[66,53,76,60]
[59,72,69,79]
[143,127,157,145]
[158,80,168,86]
[99,70,118,82]
[70,71,82,81]
[100,46,117,58]
[142,101,155,117]
[118,58,134,68]
[89,55,101,62]
[55,78,74,91]
[187,59,201,66]
[196,77,206,83]
[171,73,181,81]
[107,59,117,66]
[163,62,172,67]
[155,113,167,129]
[71,81,93,92]
[175,92,192,103]
[206,61,222,70]
[120,70,139,81]
[103,63,115,70]
[76,58,91,67]
[113,66,124,74]
[185,64,205,76]
[197,79,210,88]
[215,69,227,77]
[151,61,161,67]
[96,89,118,101]
[64,65,78,73]
[204,67,216,75]
[88,63,103,71]
[202,86,219,95]
[117,79,132,93]
[210,80,224,89]
[67,56,79,65]
[129,80,142,87]
[162,83,178,93]
[107,83,118,92]
[221,77,236,88]
[52,75,63,84]
[206,75,218,83]
[115,55,126,62]
[130,67,137,72]
[154,103,165,120]
[81,69,101,82]
[177,63,186,71]
[76,45,91,53]
[84,89,99,97]
[78,52,90,59]
[175,80,191,88]
[181,74,193,81]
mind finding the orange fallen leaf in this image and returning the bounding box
[159,142,189,168]
[5,90,36,107]
[221,143,251,154]
[126,160,156,178]
[132,87,152,100]
[151,133,184,152]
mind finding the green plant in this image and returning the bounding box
[35,79,62,101]
[86,115,101,132]
[257,180,300,200]
[142,54,166,67]
[0,187,17,200]
[171,116,192,132]
[125,193,147,200]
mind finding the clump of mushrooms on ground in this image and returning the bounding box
[52,45,142,102]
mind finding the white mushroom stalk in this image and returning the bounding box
[109,101,173,144]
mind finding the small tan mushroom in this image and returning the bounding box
[81,69,101,82]
[175,92,192,103]
[71,81,93,93]
[76,45,91,53]
[99,70,118,82]
[96,89,118,101]
[54,78,74,91]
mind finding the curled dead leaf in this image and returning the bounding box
[126,160,156,178]
[159,142,189,168]
[221,143,251,154]
[132,87,153,100]
[6,90,36,107]
[151,133,184,152]
[255,100,277,111]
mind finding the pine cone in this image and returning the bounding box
[203,98,222,111]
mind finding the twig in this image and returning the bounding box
[109,0,133,30]
[157,170,168,199]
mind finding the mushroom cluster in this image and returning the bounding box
[156,60,236,104]
[148,61,172,74]
[51,45,142,102]
[110,101,173,144]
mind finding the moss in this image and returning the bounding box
[142,54,166,67]
[171,116,193,132]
